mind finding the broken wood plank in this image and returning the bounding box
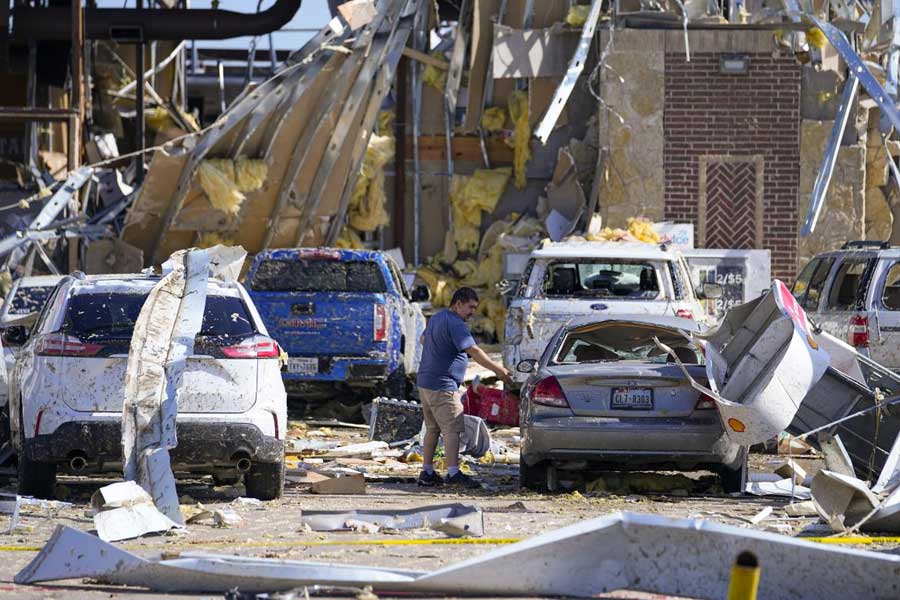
[402,46,449,70]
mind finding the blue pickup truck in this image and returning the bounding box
[247,248,425,400]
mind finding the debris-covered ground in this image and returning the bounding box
[1,419,892,600]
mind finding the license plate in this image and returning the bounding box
[287,357,318,375]
[611,387,653,410]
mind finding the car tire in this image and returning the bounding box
[381,357,410,399]
[16,441,56,499]
[519,459,548,491]
[244,459,285,501]
[719,464,745,494]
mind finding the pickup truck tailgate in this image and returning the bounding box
[253,291,382,357]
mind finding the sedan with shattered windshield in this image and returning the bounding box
[517,315,745,493]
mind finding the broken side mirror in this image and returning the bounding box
[517,359,537,374]
[411,284,430,303]
[2,326,29,346]
[699,282,724,300]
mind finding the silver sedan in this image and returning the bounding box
[517,315,746,492]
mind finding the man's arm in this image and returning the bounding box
[466,344,512,385]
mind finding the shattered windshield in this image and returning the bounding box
[62,293,256,340]
[250,259,387,293]
[541,260,662,299]
[553,322,702,365]
[9,285,55,315]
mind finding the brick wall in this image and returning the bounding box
[663,52,802,280]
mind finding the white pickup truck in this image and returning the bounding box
[503,241,722,385]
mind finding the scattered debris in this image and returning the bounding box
[310,472,367,495]
[811,470,900,533]
[674,280,829,446]
[301,504,484,537]
[91,482,182,543]
[368,397,423,444]
[775,460,808,486]
[745,479,812,500]
[17,512,900,597]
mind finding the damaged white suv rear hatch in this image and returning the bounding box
[9,273,287,500]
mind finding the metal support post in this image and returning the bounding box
[394,57,407,250]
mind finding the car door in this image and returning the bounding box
[868,258,900,369]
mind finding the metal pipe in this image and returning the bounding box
[235,457,252,472]
[393,56,407,250]
[12,0,303,42]
[69,456,87,472]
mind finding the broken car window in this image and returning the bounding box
[553,322,702,365]
[250,259,387,293]
[542,260,662,300]
[61,293,256,340]
[10,286,54,315]
[802,257,835,311]
[827,259,871,310]
[791,258,820,302]
[881,262,900,311]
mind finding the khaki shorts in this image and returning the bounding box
[418,387,465,434]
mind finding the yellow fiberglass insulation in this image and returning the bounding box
[416,266,457,307]
[423,52,448,92]
[335,227,364,249]
[348,134,394,232]
[586,217,660,244]
[233,156,268,192]
[454,224,481,254]
[198,161,245,216]
[146,106,177,132]
[481,106,506,132]
[477,289,507,343]
[197,232,234,248]
[450,168,512,233]
[453,259,478,280]
[378,110,395,134]
[507,90,531,189]
[565,5,590,27]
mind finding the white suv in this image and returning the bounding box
[9,273,287,500]
[792,241,900,376]
[504,241,720,385]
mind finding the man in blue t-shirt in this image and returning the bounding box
[416,287,511,487]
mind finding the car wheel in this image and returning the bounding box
[519,459,548,491]
[381,357,409,399]
[244,459,285,500]
[16,438,56,498]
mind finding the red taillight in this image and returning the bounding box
[273,413,280,440]
[373,304,388,342]
[849,314,869,348]
[36,333,103,357]
[676,309,694,320]
[298,248,341,260]
[532,376,569,408]
[34,409,43,437]
[221,335,280,359]
[695,393,716,410]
